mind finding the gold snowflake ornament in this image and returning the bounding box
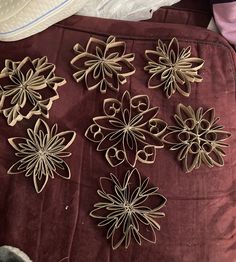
[85,91,167,167]
[71,36,135,93]
[0,56,66,126]
[144,38,204,98]
[8,119,76,193]
[163,104,231,172]
[90,169,166,250]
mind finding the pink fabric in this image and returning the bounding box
[213,1,236,49]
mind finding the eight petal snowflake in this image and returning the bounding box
[8,119,76,193]
[90,168,167,250]
[71,35,135,93]
[85,91,167,167]
[144,38,204,98]
[0,56,66,126]
[163,104,231,172]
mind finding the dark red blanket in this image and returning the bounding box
[0,5,235,262]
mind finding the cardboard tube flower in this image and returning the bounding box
[85,91,167,167]
[163,104,231,172]
[90,169,167,250]
[0,56,65,126]
[8,119,76,193]
[71,36,135,93]
[144,38,204,98]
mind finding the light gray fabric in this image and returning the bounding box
[0,246,32,262]
[0,247,25,262]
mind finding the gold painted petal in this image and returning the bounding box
[86,37,106,54]
[116,59,136,77]
[145,50,162,64]
[175,77,191,97]
[90,206,111,220]
[85,68,102,91]
[147,72,165,89]
[128,169,142,189]
[71,52,98,70]
[3,104,20,126]
[85,123,104,143]
[7,159,25,174]
[105,147,125,167]
[121,95,131,125]
[138,221,157,244]
[137,145,157,164]
[200,151,214,167]
[34,119,50,136]
[111,228,126,250]
[162,129,181,145]
[8,137,29,152]
[136,129,164,148]
[201,107,215,124]
[100,176,119,195]
[54,159,71,179]
[168,37,179,59]
[177,144,191,161]
[131,94,150,112]
[148,118,167,137]
[131,107,159,127]
[97,131,122,151]
[55,131,76,151]
[46,75,66,88]
[208,148,225,167]
[122,132,138,167]
[73,70,86,83]
[105,40,126,58]
[2,59,17,74]
[176,104,196,127]
[184,151,201,173]
[33,173,49,193]
[103,98,121,117]
[73,42,85,54]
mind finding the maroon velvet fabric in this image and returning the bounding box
[174,0,211,11]
[150,1,212,28]
[0,6,235,262]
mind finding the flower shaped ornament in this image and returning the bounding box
[85,91,167,167]
[71,36,135,93]
[163,104,231,172]
[8,119,76,193]
[90,169,167,250]
[144,38,204,98]
[0,56,66,126]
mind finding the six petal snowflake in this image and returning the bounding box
[144,38,204,98]
[8,119,76,193]
[90,168,167,250]
[0,56,66,126]
[71,35,135,93]
[85,91,167,167]
[163,104,231,172]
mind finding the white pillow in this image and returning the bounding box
[0,0,88,41]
